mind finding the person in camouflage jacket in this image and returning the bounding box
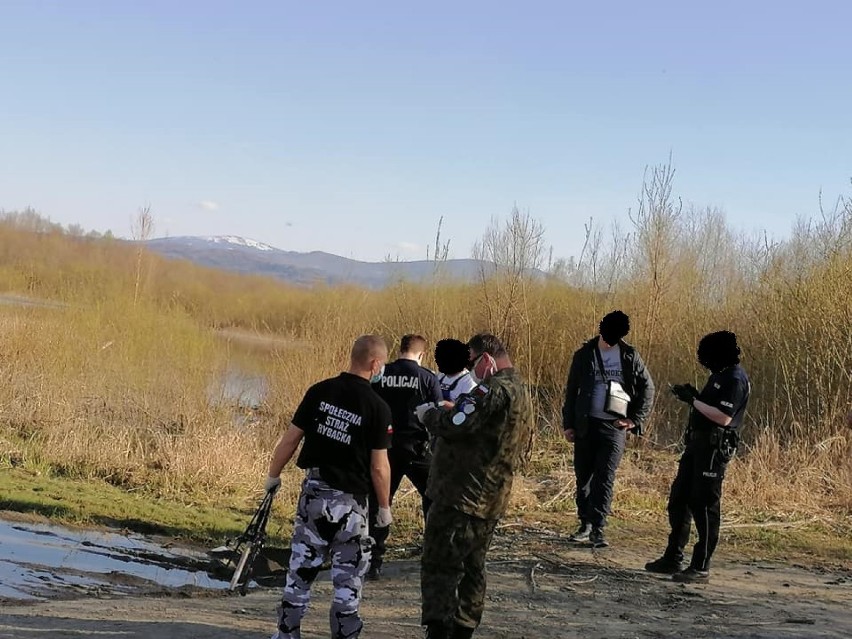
[415,333,533,639]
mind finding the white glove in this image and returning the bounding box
[264,475,282,494]
[414,402,437,423]
[375,506,393,528]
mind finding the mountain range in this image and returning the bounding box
[145,236,488,288]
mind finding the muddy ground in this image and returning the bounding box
[1,523,850,639]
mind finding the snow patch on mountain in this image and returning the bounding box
[203,235,277,251]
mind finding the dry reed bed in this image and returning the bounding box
[0,194,850,540]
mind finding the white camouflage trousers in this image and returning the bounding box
[272,472,371,639]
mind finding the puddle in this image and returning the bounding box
[0,519,231,602]
[208,367,268,411]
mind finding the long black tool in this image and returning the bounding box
[210,489,276,595]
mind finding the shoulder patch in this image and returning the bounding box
[472,384,490,398]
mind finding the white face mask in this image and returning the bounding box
[370,364,385,384]
[469,353,496,384]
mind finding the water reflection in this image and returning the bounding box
[0,520,229,601]
[209,367,269,410]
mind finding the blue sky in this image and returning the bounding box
[1,1,850,262]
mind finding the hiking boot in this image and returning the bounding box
[672,567,710,584]
[644,556,683,575]
[365,560,383,581]
[451,624,475,639]
[589,527,609,549]
[568,523,592,543]
[425,622,450,639]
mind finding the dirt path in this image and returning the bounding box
[1,540,849,639]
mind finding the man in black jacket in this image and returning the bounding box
[562,311,655,548]
[367,334,443,579]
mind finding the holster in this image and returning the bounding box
[716,428,739,462]
[686,427,739,463]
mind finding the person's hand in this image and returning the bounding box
[438,400,454,409]
[671,383,698,405]
[264,475,282,494]
[414,402,437,423]
[375,506,393,528]
[563,428,575,443]
[614,418,635,430]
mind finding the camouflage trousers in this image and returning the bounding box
[273,472,371,639]
[420,503,498,631]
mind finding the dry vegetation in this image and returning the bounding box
[0,165,850,554]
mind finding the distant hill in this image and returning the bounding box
[145,236,490,288]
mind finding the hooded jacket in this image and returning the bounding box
[561,338,655,436]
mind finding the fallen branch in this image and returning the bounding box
[720,517,818,530]
[528,562,541,594]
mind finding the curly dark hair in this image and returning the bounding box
[599,311,630,344]
[434,339,470,375]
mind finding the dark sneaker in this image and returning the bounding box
[568,523,592,543]
[589,528,609,549]
[645,556,683,574]
[672,567,710,584]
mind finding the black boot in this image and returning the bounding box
[425,622,450,639]
[451,624,475,639]
[645,555,683,575]
[365,558,383,580]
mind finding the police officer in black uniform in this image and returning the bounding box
[645,330,750,583]
[367,334,443,579]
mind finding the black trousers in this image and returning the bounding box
[664,439,727,571]
[369,444,431,567]
[574,418,626,529]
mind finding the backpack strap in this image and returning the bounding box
[446,371,470,392]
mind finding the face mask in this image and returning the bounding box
[370,364,385,384]
[469,353,497,384]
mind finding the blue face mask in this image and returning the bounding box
[370,364,385,384]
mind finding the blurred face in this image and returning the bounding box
[599,325,623,346]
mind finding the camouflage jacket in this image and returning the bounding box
[422,368,532,520]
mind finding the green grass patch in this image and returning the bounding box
[0,466,292,546]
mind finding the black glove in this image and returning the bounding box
[671,383,699,405]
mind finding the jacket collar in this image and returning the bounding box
[584,337,635,355]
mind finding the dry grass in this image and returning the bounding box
[0,191,851,555]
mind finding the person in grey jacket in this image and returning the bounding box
[562,311,655,548]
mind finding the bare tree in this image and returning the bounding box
[426,216,451,274]
[472,205,547,351]
[131,205,155,307]
[628,160,682,356]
